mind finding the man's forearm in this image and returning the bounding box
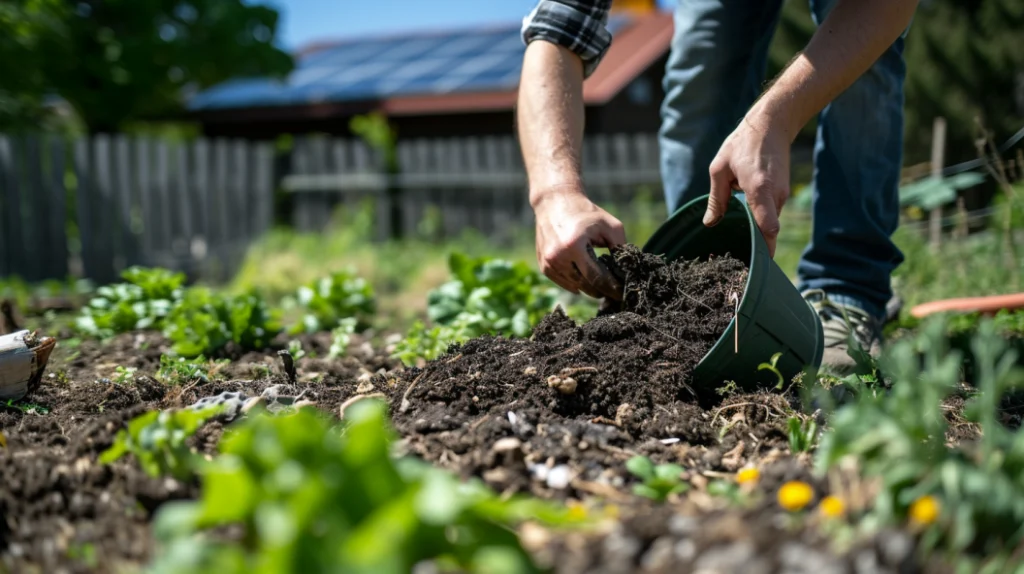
[517,40,587,208]
[753,0,918,140]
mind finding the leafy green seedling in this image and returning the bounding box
[113,365,137,385]
[286,339,307,361]
[100,405,223,482]
[626,456,688,502]
[787,416,818,453]
[328,317,358,359]
[758,352,784,389]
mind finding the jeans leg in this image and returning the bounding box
[796,0,909,320]
[658,0,784,216]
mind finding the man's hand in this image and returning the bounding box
[704,114,791,258]
[533,185,625,300]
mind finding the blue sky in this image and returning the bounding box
[261,0,676,50]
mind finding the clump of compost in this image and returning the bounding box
[382,244,750,496]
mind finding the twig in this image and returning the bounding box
[730,292,739,354]
[399,372,425,413]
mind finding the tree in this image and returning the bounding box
[0,0,294,133]
[0,0,65,130]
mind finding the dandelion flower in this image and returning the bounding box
[567,502,588,521]
[777,480,814,511]
[819,495,845,518]
[736,467,760,484]
[909,495,940,526]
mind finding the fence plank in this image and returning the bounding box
[193,138,211,268]
[211,138,230,265]
[174,141,194,265]
[0,137,21,279]
[230,139,249,247]
[80,135,116,283]
[135,137,155,266]
[152,139,171,266]
[113,134,140,269]
[43,136,69,280]
[253,142,274,239]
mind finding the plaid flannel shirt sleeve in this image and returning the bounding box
[520,0,614,79]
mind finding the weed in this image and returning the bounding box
[758,352,785,389]
[787,416,818,453]
[157,355,228,385]
[113,365,137,385]
[285,339,307,361]
[327,317,358,359]
[625,456,688,502]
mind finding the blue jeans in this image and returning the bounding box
[658,0,907,321]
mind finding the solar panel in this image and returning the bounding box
[187,12,638,110]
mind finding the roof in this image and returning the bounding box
[186,9,674,118]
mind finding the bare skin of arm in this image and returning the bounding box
[704,0,920,257]
[516,40,625,301]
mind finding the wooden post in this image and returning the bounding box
[928,117,947,250]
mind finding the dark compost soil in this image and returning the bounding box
[0,245,946,573]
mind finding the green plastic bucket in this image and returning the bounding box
[642,193,824,394]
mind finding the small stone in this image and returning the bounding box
[640,537,675,571]
[523,366,537,376]
[615,403,635,426]
[546,464,573,489]
[668,514,699,536]
[877,530,913,565]
[492,437,523,453]
[547,375,577,395]
[355,380,375,394]
[674,539,696,562]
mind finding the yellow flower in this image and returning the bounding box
[777,481,814,511]
[736,467,760,484]
[566,502,588,521]
[818,495,845,518]
[909,495,940,526]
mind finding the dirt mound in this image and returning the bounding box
[381,245,752,498]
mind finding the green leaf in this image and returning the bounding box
[625,456,655,480]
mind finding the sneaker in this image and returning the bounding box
[802,289,884,375]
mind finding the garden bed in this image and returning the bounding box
[0,246,995,573]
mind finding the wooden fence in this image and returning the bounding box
[0,133,275,285]
[281,132,665,243]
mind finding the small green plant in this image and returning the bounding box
[327,317,358,359]
[163,288,282,358]
[287,269,376,334]
[625,456,688,502]
[787,416,818,453]
[145,399,585,574]
[3,399,49,415]
[758,352,784,389]
[100,405,223,482]
[391,320,472,367]
[716,380,739,397]
[157,355,228,385]
[286,339,307,361]
[113,365,137,385]
[75,266,185,338]
[427,252,560,339]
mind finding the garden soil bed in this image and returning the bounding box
[0,246,954,573]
